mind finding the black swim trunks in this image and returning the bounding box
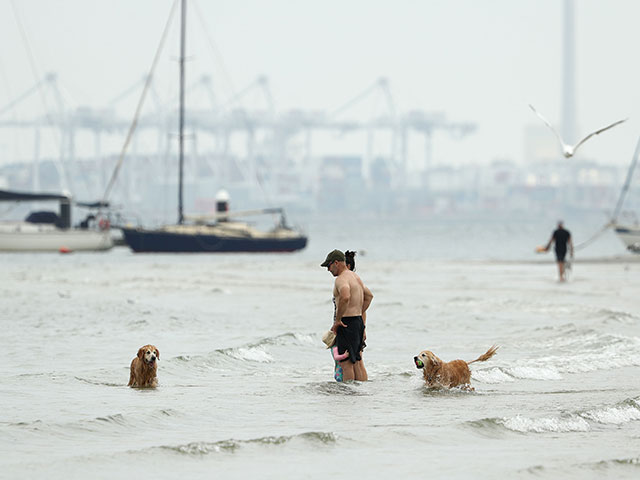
[336,316,365,364]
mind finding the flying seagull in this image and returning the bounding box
[528,104,627,158]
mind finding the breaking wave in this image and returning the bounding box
[467,414,589,433]
[595,308,639,326]
[306,381,370,396]
[472,330,640,384]
[579,398,640,425]
[472,365,563,383]
[170,332,316,368]
[467,397,640,434]
[593,456,640,467]
[471,368,514,384]
[156,431,339,455]
[501,415,591,433]
[224,346,273,363]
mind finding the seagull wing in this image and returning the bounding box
[573,118,628,153]
[529,104,566,148]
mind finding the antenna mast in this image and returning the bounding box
[178,0,186,224]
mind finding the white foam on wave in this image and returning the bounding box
[506,366,563,380]
[500,414,590,433]
[535,332,640,373]
[501,336,640,379]
[227,346,273,363]
[293,333,316,345]
[599,309,638,325]
[472,367,515,384]
[559,349,640,374]
[580,403,640,425]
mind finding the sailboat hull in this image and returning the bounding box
[0,222,113,252]
[121,227,307,253]
[614,224,640,253]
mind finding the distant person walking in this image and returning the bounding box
[321,249,373,381]
[542,221,574,282]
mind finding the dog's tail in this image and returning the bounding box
[468,345,499,364]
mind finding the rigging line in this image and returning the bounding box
[611,134,640,223]
[0,202,20,216]
[191,0,238,107]
[0,80,42,117]
[574,135,640,251]
[189,1,273,210]
[192,0,273,207]
[0,57,15,117]
[102,0,179,203]
[9,0,68,189]
[216,77,257,111]
[574,221,612,251]
[108,75,146,106]
[329,81,379,119]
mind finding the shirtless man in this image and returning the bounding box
[321,249,373,381]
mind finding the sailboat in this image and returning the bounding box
[0,189,113,252]
[119,0,307,253]
[611,136,640,253]
[614,225,640,252]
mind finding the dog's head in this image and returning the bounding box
[414,350,440,369]
[137,345,160,365]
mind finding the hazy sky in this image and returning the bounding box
[1,0,640,168]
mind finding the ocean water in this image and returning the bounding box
[1,215,639,479]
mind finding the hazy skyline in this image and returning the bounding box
[1,0,640,170]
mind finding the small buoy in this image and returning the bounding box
[59,247,72,254]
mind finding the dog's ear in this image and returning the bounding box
[137,347,144,359]
[427,352,440,367]
[155,347,160,360]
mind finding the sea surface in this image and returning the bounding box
[1,214,639,479]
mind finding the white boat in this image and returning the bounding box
[613,223,640,253]
[0,189,113,252]
[0,222,112,252]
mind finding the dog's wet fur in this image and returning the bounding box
[128,344,160,388]
[414,345,498,389]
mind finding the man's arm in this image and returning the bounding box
[361,284,373,342]
[362,285,373,316]
[545,234,554,251]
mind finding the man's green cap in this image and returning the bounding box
[320,249,345,267]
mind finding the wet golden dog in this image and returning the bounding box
[128,344,160,388]
[414,345,498,389]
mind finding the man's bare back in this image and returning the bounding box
[332,268,373,334]
[334,269,367,318]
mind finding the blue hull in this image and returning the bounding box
[121,227,307,253]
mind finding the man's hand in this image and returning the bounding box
[331,319,347,333]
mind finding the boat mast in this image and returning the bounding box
[178,0,186,224]
[611,135,640,224]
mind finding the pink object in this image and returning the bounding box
[331,346,349,362]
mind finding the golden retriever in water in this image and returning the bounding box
[414,345,498,389]
[128,345,160,388]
